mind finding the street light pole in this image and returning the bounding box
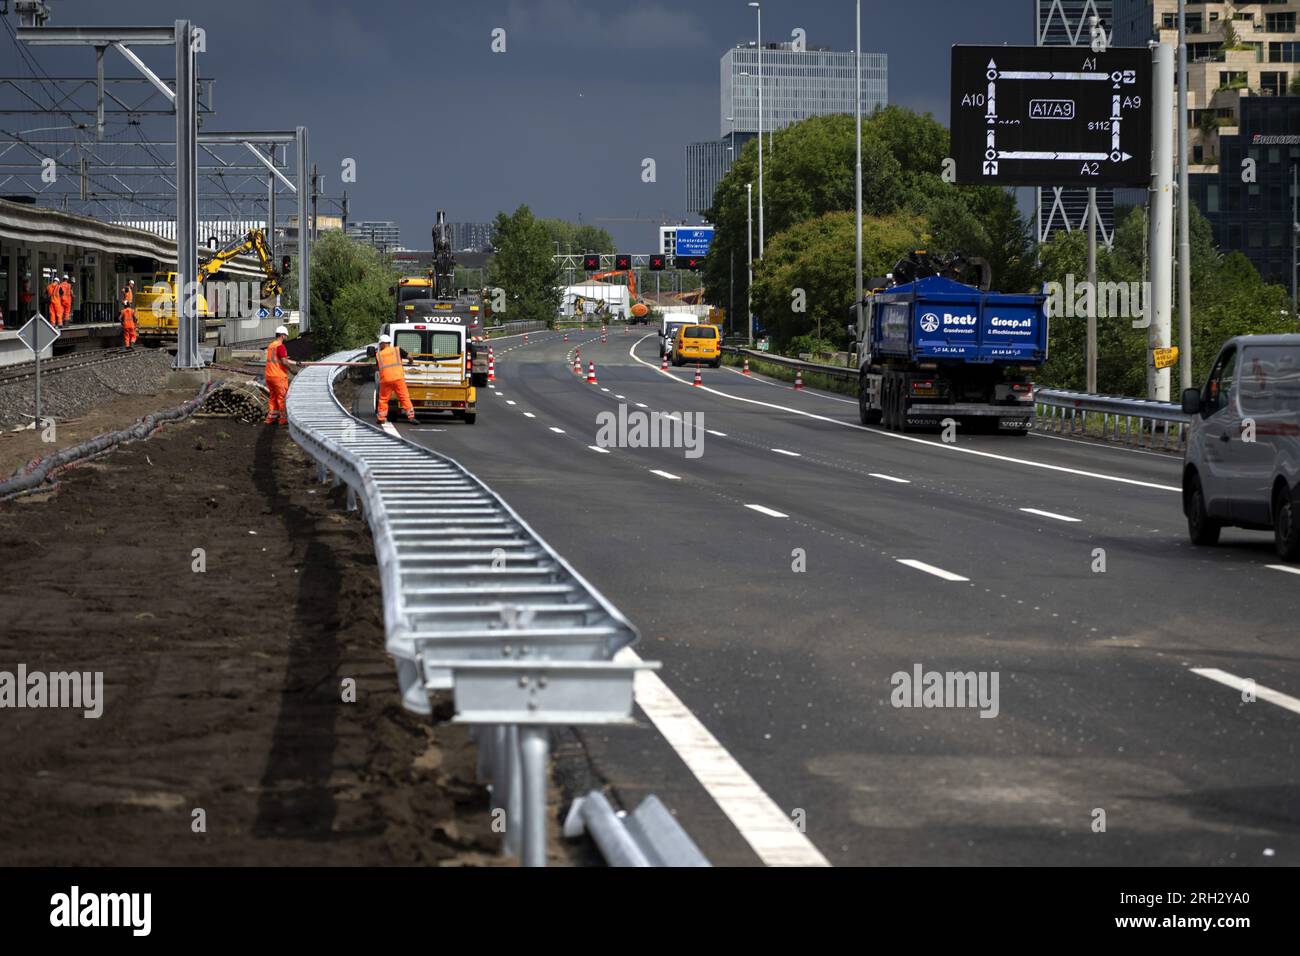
[1177,0,1193,389]
[1293,164,1297,318]
[750,2,764,259]
[747,181,754,344]
[855,0,864,354]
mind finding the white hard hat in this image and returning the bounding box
[128,279,135,285]
[378,333,392,344]
[275,325,289,336]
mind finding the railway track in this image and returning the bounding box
[0,347,138,387]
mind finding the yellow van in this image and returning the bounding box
[672,324,721,368]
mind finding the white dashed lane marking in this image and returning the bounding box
[587,445,611,454]
[1191,668,1300,717]
[745,504,788,518]
[896,559,970,582]
[869,473,910,484]
[1019,507,1082,523]
[549,426,565,433]
[650,470,681,480]
[771,448,801,458]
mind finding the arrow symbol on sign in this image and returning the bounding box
[273,307,284,318]
[258,307,269,319]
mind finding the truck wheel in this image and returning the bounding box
[463,412,477,426]
[354,383,378,420]
[883,375,897,430]
[1274,482,1300,560]
[1186,473,1222,547]
[858,374,881,426]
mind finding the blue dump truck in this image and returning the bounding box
[849,252,1049,435]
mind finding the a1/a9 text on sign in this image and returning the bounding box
[950,44,1152,188]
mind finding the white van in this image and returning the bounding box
[1182,334,1300,559]
[659,314,697,358]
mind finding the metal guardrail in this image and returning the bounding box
[723,348,1190,451]
[285,350,687,867]
[722,345,856,381]
[1033,388,1190,450]
[486,320,548,337]
[564,791,711,867]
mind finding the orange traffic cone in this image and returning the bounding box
[523,332,530,345]
[487,352,495,382]
[572,355,581,375]
[563,332,569,342]
[743,358,751,375]
[692,364,702,387]
[601,326,606,335]
[587,361,598,385]
[661,351,668,371]
[601,335,607,344]
[794,369,805,390]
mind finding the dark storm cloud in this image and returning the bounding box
[15,0,1031,249]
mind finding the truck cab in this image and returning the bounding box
[369,316,486,424]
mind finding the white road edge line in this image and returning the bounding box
[771,448,801,457]
[707,429,727,437]
[587,445,610,454]
[1190,667,1300,717]
[869,473,910,484]
[650,469,681,480]
[1019,507,1082,523]
[745,504,789,518]
[615,646,831,867]
[627,334,1180,493]
[1266,564,1300,577]
[896,559,970,582]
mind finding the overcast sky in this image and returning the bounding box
[15,0,1034,249]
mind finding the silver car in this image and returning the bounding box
[1182,334,1300,559]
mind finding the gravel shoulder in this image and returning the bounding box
[0,417,509,865]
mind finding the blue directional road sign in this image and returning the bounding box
[257,307,270,319]
[675,228,714,257]
[273,307,285,319]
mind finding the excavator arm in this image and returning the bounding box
[199,228,284,299]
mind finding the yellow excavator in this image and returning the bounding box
[135,228,286,340]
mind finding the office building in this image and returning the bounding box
[345,219,402,251]
[448,222,494,252]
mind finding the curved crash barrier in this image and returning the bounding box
[286,351,699,867]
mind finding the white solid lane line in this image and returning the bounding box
[615,646,830,867]
[650,470,681,480]
[1266,564,1300,577]
[1019,507,1082,523]
[869,472,910,484]
[771,448,801,457]
[587,445,611,454]
[707,429,727,437]
[745,504,789,518]
[1191,668,1300,717]
[627,334,1180,494]
[896,559,970,582]
[549,426,565,433]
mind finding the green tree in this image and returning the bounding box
[751,210,927,350]
[489,204,562,326]
[282,229,397,357]
[541,219,615,256]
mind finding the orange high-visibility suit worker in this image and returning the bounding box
[375,333,417,424]
[45,277,62,326]
[264,325,296,425]
[58,274,73,325]
[122,279,134,307]
[120,305,137,348]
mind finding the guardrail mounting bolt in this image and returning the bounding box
[518,675,530,687]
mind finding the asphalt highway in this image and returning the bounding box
[388,328,1300,867]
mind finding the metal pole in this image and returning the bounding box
[755,3,764,259]
[519,726,549,867]
[1177,0,1193,390]
[95,45,105,141]
[33,329,41,431]
[267,145,276,261]
[1149,43,1175,401]
[296,126,311,334]
[855,0,864,351]
[747,182,754,344]
[1293,164,1298,318]
[174,19,200,369]
[1087,186,1097,392]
